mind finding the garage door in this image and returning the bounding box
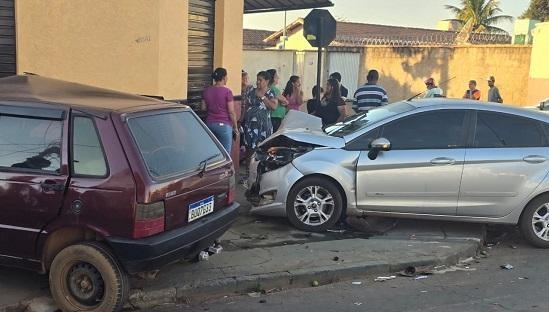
[188,0,215,107]
[327,52,360,98]
[0,0,15,77]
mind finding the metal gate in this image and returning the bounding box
[188,0,215,105]
[0,0,15,77]
[327,52,360,98]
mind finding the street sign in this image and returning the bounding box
[303,9,336,47]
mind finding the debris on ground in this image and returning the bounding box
[259,299,267,304]
[398,266,415,277]
[374,276,396,282]
[428,265,477,274]
[500,264,514,270]
[311,280,320,287]
[247,292,261,298]
[414,275,429,280]
[333,256,340,261]
[354,302,363,306]
[352,281,362,285]
[518,277,529,280]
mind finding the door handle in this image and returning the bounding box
[430,157,455,165]
[523,155,546,164]
[40,180,65,192]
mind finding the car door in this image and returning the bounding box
[0,105,68,261]
[458,110,549,217]
[355,109,468,215]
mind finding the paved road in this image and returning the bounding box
[153,225,548,312]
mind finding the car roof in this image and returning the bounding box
[0,75,182,114]
[406,98,549,121]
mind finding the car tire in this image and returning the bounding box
[286,176,343,232]
[520,195,549,248]
[49,242,130,312]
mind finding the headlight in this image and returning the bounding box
[255,146,311,170]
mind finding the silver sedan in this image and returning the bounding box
[246,99,549,248]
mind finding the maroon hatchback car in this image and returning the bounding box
[0,75,239,311]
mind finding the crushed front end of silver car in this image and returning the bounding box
[245,110,345,216]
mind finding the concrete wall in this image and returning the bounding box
[243,49,295,88]
[214,0,244,94]
[358,45,532,106]
[528,22,549,105]
[16,0,188,99]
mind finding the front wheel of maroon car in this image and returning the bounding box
[286,176,343,232]
[49,242,130,312]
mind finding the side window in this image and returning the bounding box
[346,128,380,151]
[475,112,545,148]
[0,115,62,172]
[72,116,107,176]
[380,110,466,150]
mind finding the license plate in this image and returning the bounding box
[188,196,214,222]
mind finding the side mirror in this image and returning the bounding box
[367,138,391,160]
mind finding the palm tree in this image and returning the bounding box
[445,0,513,33]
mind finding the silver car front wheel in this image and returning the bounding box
[286,177,343,232]
[520,195,549,248]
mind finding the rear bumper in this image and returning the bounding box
[106,202,239,274]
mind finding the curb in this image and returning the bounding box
[127,240,481,310]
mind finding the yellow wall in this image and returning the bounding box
[271,28,317,51]
[214,0,244,94]
[359,45,532,106]
[528,22,549,104]
[16,0,188,99]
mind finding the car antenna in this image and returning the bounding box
[406,76,456,101]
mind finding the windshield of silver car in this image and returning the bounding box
[325,102,416,137]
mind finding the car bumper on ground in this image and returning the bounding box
[106,202,240,274]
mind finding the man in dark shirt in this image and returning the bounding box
[307,85,323,114]
[329,72,348,98]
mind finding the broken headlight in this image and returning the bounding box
[255,146,312,171]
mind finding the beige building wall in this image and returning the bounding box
[528,22,549,105]
[214,0,244,94]
[359,45,532,106]
[16,0,188,99]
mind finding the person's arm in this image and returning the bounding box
[496,88,503,103]
[382,91,389,105]
[296,90,304,107]
[336,99,346,122]
[263,91,278,110]
[225,90,238,136]
[277,93,289,106]
[201,99,207,111]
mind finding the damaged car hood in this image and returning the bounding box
[259,110,346,148]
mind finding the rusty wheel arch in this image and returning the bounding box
[41,227,103,272]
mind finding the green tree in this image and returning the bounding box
[445,0,513,33]
[520,0,549,22]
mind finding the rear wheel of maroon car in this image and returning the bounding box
[286,176,343,232]
[49,242,130,312]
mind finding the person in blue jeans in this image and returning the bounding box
[202,67,238,152]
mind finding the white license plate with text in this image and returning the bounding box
[188,196,214,222]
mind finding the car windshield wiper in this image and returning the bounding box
[198,153,221,178]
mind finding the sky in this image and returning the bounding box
[243,0,531,34]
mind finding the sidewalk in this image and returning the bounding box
[128,186,485,309]
[0,186,485,312]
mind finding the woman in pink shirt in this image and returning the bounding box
[201,67,238,152]
[282,75,303,111]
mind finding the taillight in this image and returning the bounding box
[133,202,165,239]
[228,174,235,204]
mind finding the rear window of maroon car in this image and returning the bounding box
[127,110,225,179]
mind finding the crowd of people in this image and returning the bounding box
[201,67,505,186]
